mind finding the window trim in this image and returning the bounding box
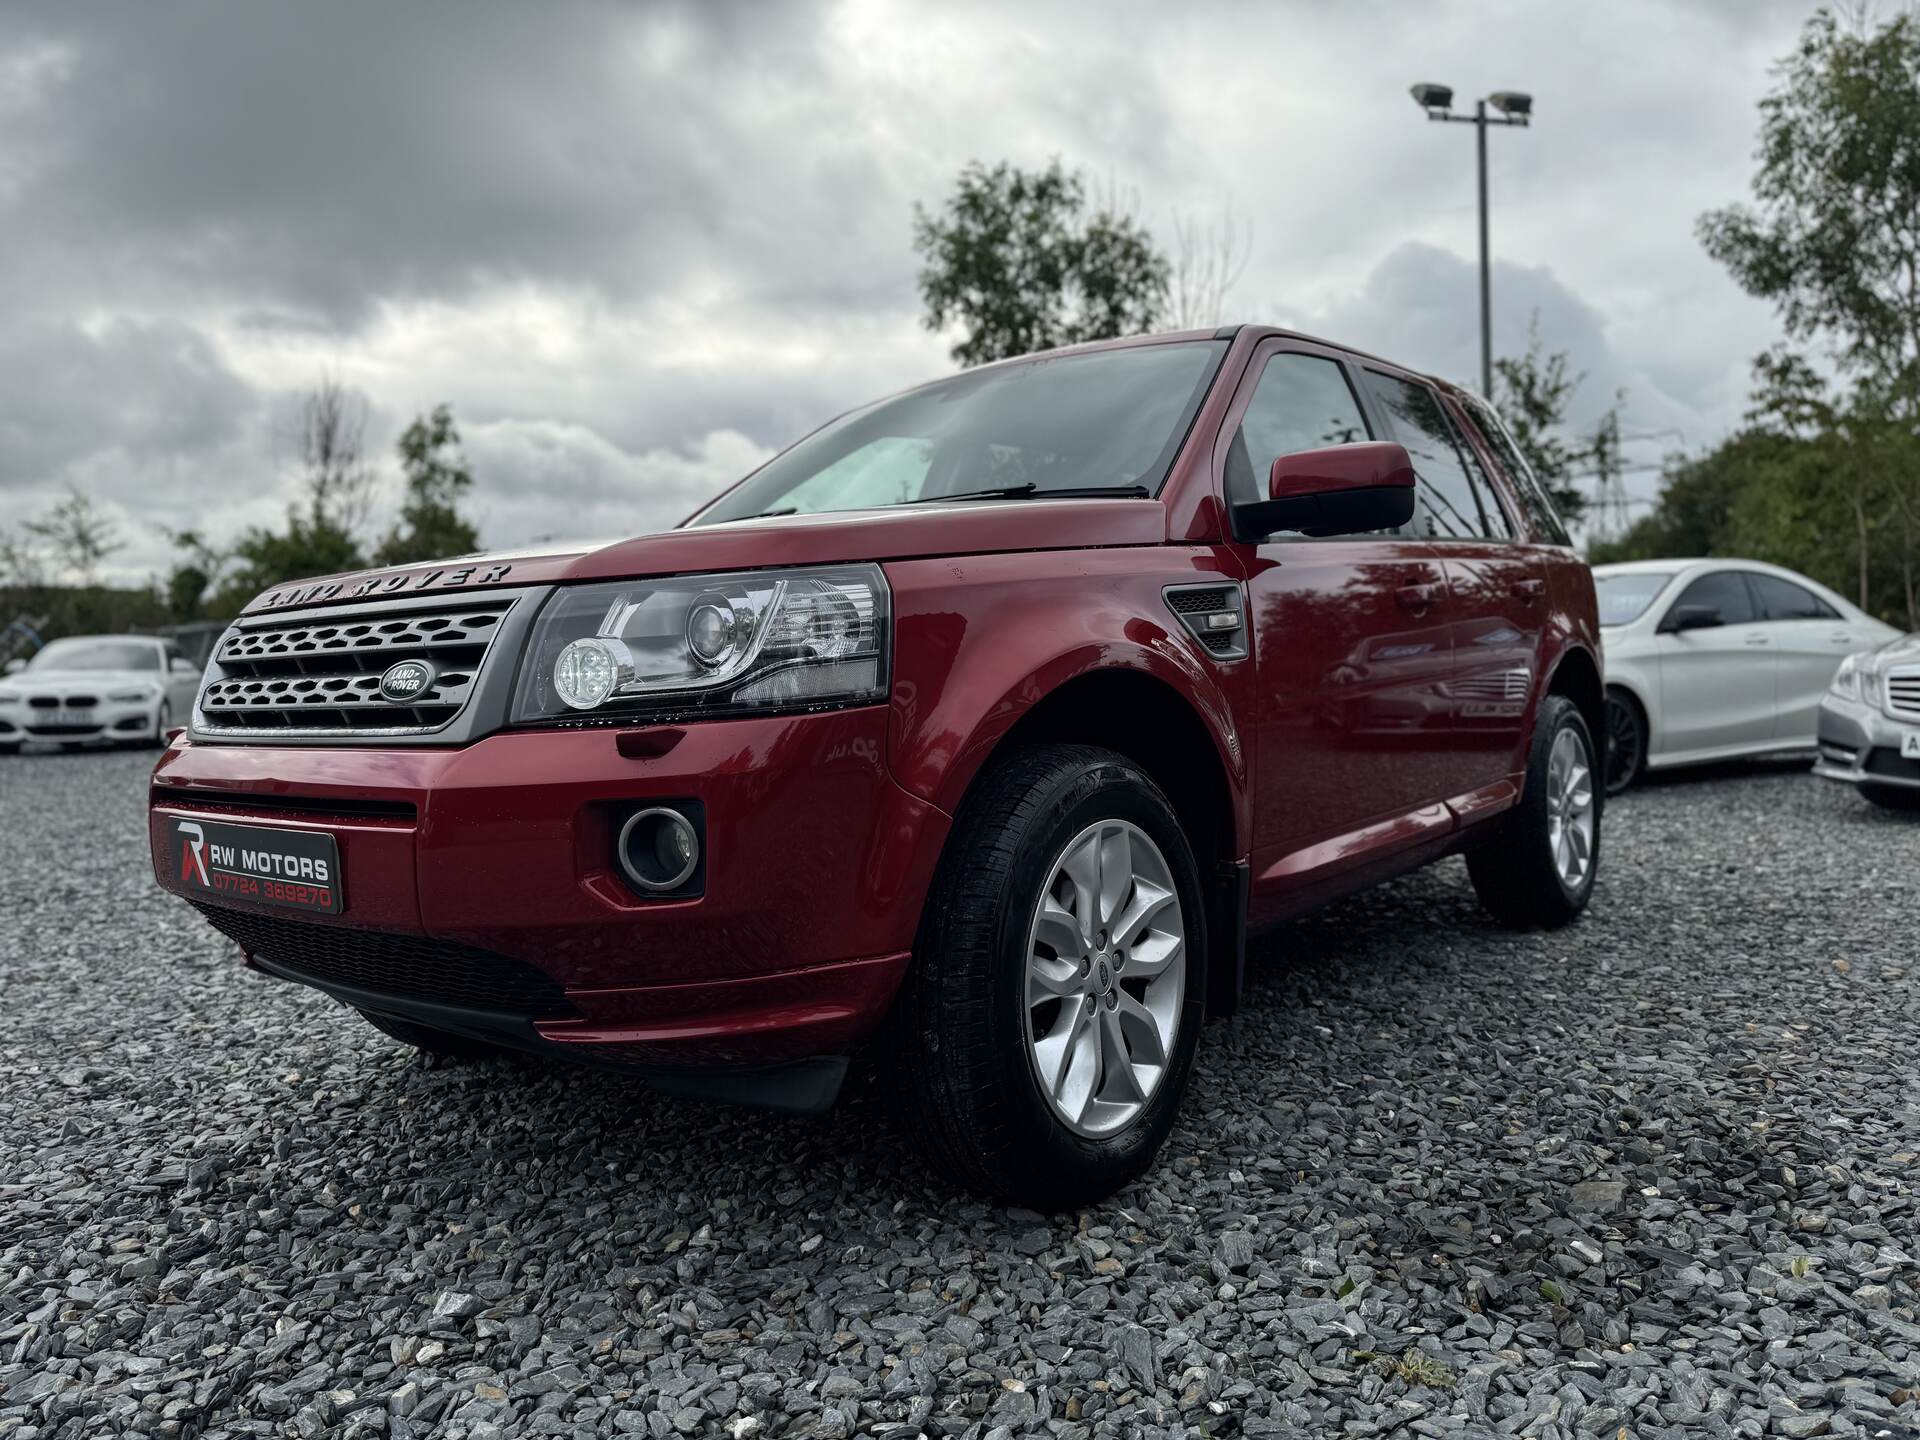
[1357,367,1515,546]
[1454,391,1571,548]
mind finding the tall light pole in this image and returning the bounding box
[1408,84,1532,398]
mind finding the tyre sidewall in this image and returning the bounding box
[985,758,1208,1186]
[1603,688,1645,795]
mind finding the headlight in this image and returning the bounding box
[1830,653,1865,702]
[109,688,159,703]
[0,690,18,705]
[511,564,890,724]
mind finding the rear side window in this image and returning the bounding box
[1358,371,1509,541]
[1749,573,1839,621]
[1226,353,1372,508]
[1458,394,1573,546]
[1671,571,1756,626]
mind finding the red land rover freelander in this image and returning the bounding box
[151,326,1603,1208]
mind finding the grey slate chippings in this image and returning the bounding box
[2,749,1918,1440]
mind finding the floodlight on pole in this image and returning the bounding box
[1409,84,1533,396]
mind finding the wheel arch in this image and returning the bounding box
[1545,643,1604,744]
[911,652,1250,1017]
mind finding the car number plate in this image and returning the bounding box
[167,816,342,914]
[52,709,94,728]
[1903,730,1920,760]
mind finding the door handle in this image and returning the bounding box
[1830,633,1853,647]
[1745,634,1770,646]
[1397,582,1443,612]
[1511,577,1545,602]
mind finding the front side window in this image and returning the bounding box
[1226,352,1373,508]
[26,638,161,672]
[691,341,1226,525]
[1357,371,1508,542]
[1458,394,1573,546]
[1749,573,1839,621]
[1595,572,1675,626]
[1669,571,1756,626]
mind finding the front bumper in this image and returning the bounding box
[1812,693,1920,792]
[148,708,951,1101]
[2,695,159,744]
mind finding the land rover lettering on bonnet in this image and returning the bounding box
[149,326,1603,1209]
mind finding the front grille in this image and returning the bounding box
[1887,667,1920,721]
[190,901,576,1019]
[197,597,516,736]
[1864,748,1920,782]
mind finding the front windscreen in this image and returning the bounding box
[689,340,1226,525]
[1596,573,1675,626]
[26,638,160,672]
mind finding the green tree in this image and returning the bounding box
[374,405,480,567]
[1486,320,1623,528]
[1693,5,1920,624]
[209,378,375,612]
[913,159,1171,367]
[21,483,122,585]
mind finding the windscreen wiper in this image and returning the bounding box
[904,483,1149,504]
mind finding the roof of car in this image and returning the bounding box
[995,323,1478,401]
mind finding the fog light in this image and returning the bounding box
[617,807,700,892]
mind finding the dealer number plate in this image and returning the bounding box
[1902,730,1920,760]
[169,816,341,915]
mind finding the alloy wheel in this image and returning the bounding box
[1023,819,1186,1138]
[1604,696,1641,794]
[1547,726,1596,888]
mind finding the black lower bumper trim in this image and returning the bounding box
[251,954,849,1115]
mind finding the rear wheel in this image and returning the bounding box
[884,744,1207,1210]
[1860,783,1920,813]
[1468,694,1600,929]
[1603,688,1646,795]
[356,1008,503,1062]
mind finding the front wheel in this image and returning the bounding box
[143,700,172,750]
[1467,694,1601,929]
[884,744,1207,1210]
[1603,688,1646,795]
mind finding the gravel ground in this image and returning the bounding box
[3,748,1919,1440]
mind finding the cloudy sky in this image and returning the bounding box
[1,1,1820,582]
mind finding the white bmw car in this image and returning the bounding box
[1595,559,1900,793]
[0,634,202,754]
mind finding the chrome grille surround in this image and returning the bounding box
[192,589,537,741]
[1886,665,1920,722]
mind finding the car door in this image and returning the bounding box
[1653,570,1776,755]
[1224,342,1456,905]
[1354,371,1546,802]
[1747,573,1858,745]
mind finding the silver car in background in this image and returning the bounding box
[0,634,202,753]
[1815,632,1920,812]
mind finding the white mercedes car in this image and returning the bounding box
[1595,559,1900,793]
[0,634,202,754]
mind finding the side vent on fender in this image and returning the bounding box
[1163,583,1247,662]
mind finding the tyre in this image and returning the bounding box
[356,1008,503,1062]
[143,701,172,750]
[1467,694,1601,929]
[885,744,1208,1210]
[1860,783,1920,813]
[1603,687,1646,795]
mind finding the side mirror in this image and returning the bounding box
[1238,442,1417,539]
[2,658,23,675]
[170,656,198,674]
[1660,604,1723,634]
